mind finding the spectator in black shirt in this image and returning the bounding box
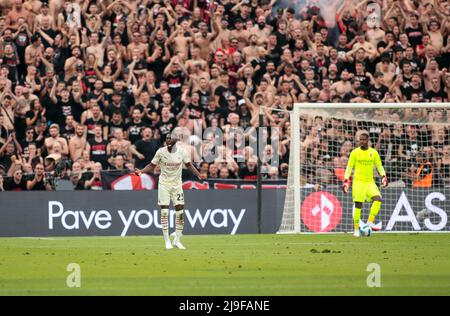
[405,14,423,48]
[203,99,222,127]
[20,127,35,158]
[49,85,83,128]
[239,158,257,180]
[156,107,178,144]
[425,78,448,102]
[0,134,18,174]
[85,104,108,140]
[70,161,86,190]
[25,99,45,129]
[26,163,52,190]
[400,73,425,101]
[368,72,388,102]
[86,126,109,169]
[126,108,148,144]
[214,72,233,108]
[5,167,27,191]
[131,127,159,169]
[108,110,127,138]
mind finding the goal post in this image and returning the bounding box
[278,102,450,234]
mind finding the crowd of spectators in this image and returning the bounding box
[300,110,450,189]
[0,0,449,191]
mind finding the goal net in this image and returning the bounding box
[279,103,450,234]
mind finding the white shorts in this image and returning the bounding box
[158,184,185,206]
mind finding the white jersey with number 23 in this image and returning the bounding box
[151,146,190,188]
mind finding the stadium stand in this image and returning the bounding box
[0,0,449,191]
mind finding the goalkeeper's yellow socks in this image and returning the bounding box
[175,210,184,239]
[354,207,362,231]
[368,201,382,224]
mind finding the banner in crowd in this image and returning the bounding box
[0,188,448,237]
[100,170,287,190]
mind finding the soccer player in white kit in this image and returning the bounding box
[135,134,205,249]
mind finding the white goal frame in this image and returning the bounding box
[280,102,450,234]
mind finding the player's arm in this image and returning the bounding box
[135,162,156,176]
[135,150,160,175]
[374,150,388,187]
[342,150,356,193]
[185,162,206,180]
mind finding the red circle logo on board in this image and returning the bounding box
[301,192,342,232]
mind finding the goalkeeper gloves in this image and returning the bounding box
[342,178,351,194]
[382,175,388,188]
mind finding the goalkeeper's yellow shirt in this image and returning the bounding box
[344,147,386,183]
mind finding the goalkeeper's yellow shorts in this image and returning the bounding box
[352,181,381,203]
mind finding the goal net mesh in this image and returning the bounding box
[279,103,450,234]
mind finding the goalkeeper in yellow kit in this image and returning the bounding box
[342,133,388,237]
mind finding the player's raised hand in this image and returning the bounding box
[382,175,388,188]
[342,178,351,194]
[134,168,142,176]
[197,174,207,181]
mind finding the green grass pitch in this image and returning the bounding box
[0,233,449,295]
